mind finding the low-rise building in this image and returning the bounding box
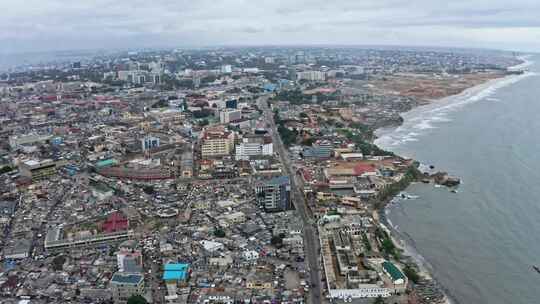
[110,272,145,304]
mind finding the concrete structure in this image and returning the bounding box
[3,239,31,259]
[255,176,291,212]
[18,159,59,181]
[45,226,134,251]
[235,135,273,160]
[296,71,326,82]
[9,134,52,150]
[141,136,160,151]
[220,65,232,74]
[219,109,242,124]
[117,250,143,273]
[200,127,235,158]
[110,272,145,304]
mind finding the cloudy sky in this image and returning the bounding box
[3,0,540,53]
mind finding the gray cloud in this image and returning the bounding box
[2,0,540,53]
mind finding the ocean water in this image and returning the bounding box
[376,56,540,304]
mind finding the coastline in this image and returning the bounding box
[373,56,535,304]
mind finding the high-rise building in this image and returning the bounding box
[255,176,291,212]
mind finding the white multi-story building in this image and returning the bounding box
[221,65,232,74]
[219,109,242,124]
[296,71,326,82]
[235,135,273,160]
[117,70,161,85]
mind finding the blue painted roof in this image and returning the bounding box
[164,263,189,271]
[163,271,187,280]
[96,159,117,168]
[163,263,189,281]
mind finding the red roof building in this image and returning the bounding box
[102,212,129,233]
[353,163,377,176]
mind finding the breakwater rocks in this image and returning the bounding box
[431,172,461,187]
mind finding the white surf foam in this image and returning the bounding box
[375,64,537,149]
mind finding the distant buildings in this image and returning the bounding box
[117,70,161,85]
[296,71,326,82]
[221,65,233,74]
[255,176,291,212]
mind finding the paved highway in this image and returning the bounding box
[259,96,324,304]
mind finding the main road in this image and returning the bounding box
[258,96,323,304]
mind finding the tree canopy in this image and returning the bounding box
[127,295,148,304]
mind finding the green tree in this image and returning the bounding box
[361,232,372,252]
[0,166,13,174]
[143,185,155,195]
[373,296,385,304]
[127,295,148,304]
[301,137,316,146]
[271,235,284,248]
[198,119,209,127]
[51,255,66,271]
[403,265,420,284]
[213,228,226,238]
[277,125,298,147]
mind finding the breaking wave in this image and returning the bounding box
[375,67,537,149]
